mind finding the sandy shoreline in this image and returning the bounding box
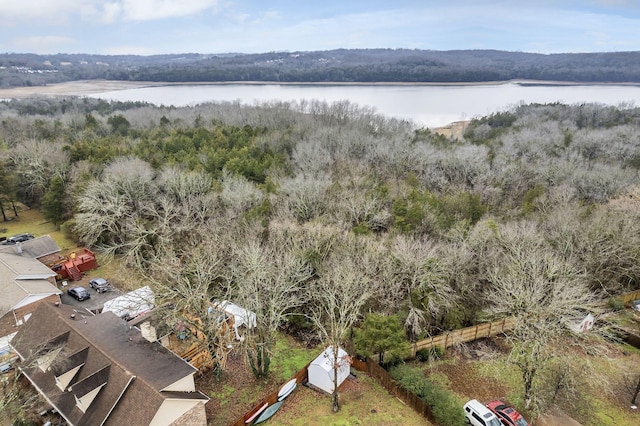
[2,79,640,99]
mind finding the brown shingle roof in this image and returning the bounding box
[11,302,208,426]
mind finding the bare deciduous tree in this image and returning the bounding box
[230,229,312,378]
[482,221,598,413]
[145,239,235,374]
[309,235,380,412]
[384,235,459,339]
[7,138,69,204]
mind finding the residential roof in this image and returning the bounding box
[0,235,61,259]
[0,253,59,317]
[11,302,208,426]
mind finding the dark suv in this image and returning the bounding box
[67,286,91,301]
[4,233,34,244]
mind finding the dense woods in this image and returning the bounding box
[2,49,640,87]
[2,96,640,417]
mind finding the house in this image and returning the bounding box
[11,302,209,426]
[0,251,61,338]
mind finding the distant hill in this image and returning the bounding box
[1,49,639,88]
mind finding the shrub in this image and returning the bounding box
[415,346,444,362]
[607,297,625,311]
[389,364,467,426]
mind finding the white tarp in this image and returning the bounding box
[102,286,154,319]
[308,346,350,394]
[210,300,256,340]
[571,313,595,333]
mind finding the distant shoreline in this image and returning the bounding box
[2,79,640,99]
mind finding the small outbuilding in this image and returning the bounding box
[307,346,350,394]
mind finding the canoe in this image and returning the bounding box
[277,382,297,401]
[277,378,296,398]
[254,401,283,424]
[245,402,268,424]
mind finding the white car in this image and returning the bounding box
[464,399,502,426]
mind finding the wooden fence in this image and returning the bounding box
[230,317,517,426]
[409,317,515,358]
[619,290,640,306]
[229,362,310,426]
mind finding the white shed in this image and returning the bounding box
[307,346,350,394]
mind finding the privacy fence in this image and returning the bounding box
[230,289,640,425]
[409,317,515,358]
[619,289,640,306]
[351,356,438,424]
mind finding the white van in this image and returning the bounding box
[464,399,502,426]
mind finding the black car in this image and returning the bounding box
[67,286,91,301]
[3,233,34,245]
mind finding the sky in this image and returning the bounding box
[0,0,639,55]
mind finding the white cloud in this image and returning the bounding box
[0,0,93,23]
[0,0,220,24]
[113,0,220,21]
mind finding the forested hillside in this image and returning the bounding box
[1,97,640,420]
[2,49,640,87]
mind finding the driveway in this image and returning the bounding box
[59,278,122,313]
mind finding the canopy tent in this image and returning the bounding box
[307,346,350,394]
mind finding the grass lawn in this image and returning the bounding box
[204,332,433,426]
[271,373,432,426]
[0,207,148,291]
[0,206,76,253]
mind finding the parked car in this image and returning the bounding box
[631,299,640,312]
[486,400,529,426]
[89,277,109,293]
[67,286,91,301]
[3,233,34,244]
[464,399,502,426]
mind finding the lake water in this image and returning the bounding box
[87,82,640,128]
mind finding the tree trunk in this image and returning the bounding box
[332,346,340,412]
[0,201,6,222]
[248,344,270,378]
[632,375,640,406]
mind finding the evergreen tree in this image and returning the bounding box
[41,175,66,228]
[353,313,410,365]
